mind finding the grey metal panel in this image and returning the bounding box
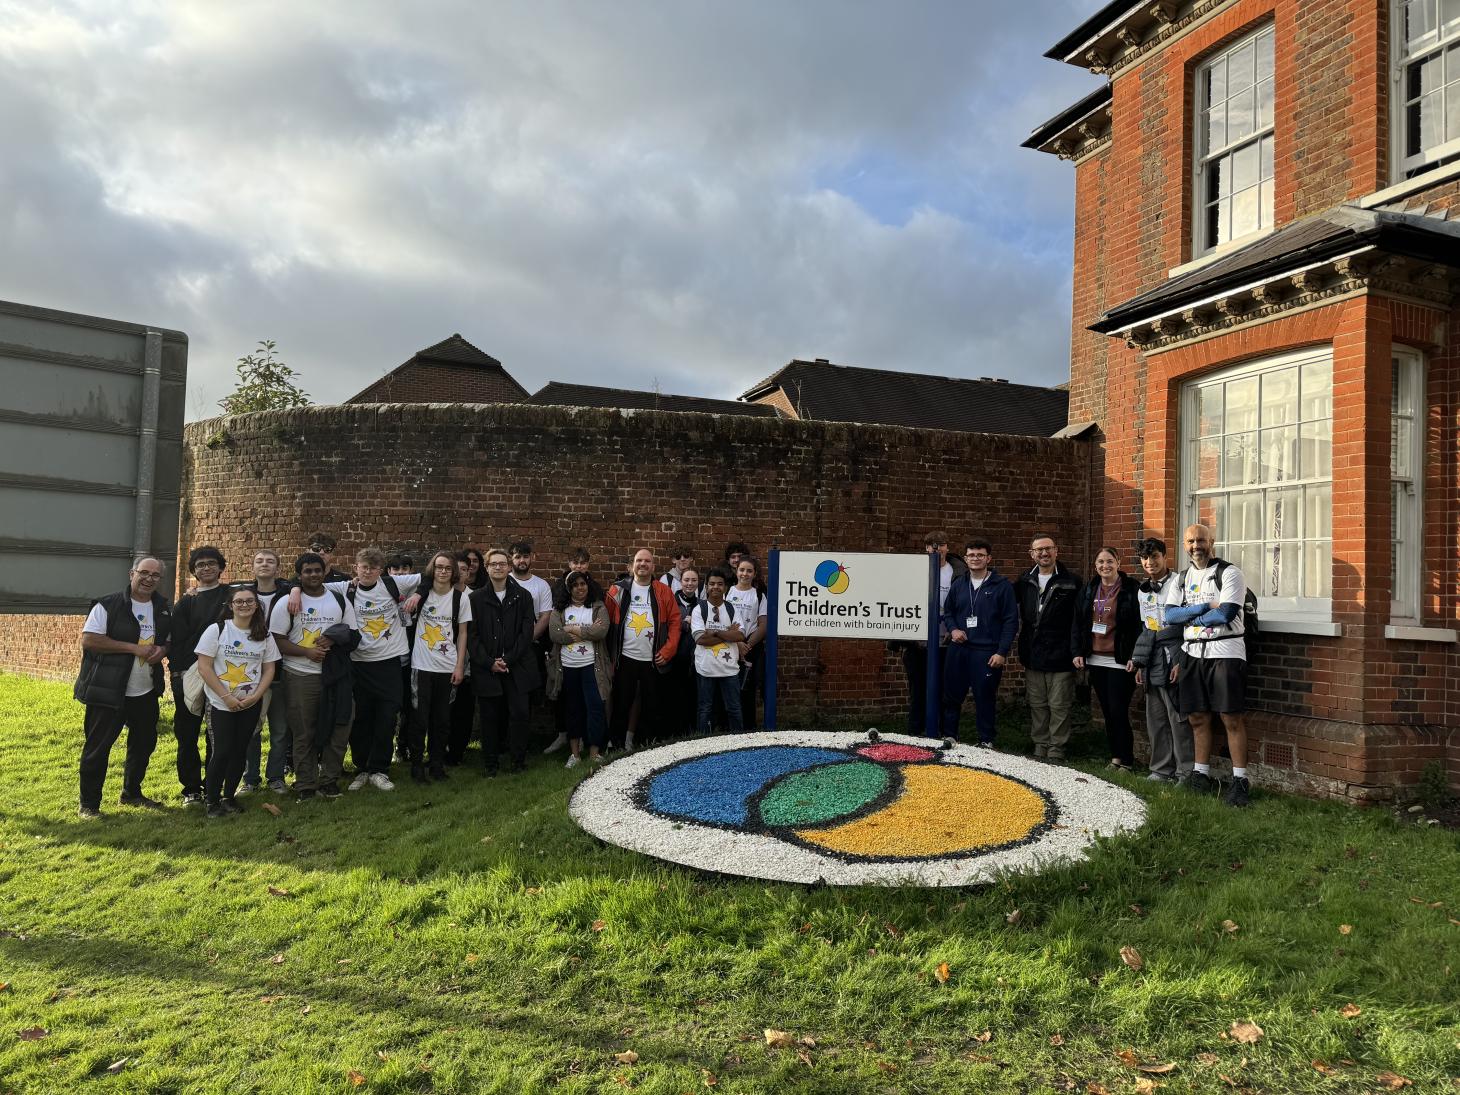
[0,298,187,614]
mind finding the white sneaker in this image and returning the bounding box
[368,772,395,792]
[543,733,569,755]
[564,754,581,769]
[347,772,370,792]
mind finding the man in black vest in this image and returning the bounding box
[75,556,173,818]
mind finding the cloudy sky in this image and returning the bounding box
[0,1,1100,419]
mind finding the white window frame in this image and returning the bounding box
[1192,23,1277,256]
[1179,346,1334,625]
[1392,0,1460,180]
[1391,348,1425,621]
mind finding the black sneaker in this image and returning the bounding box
[430,766,449,782]
[221,798,242,814]
[411,765,430,784]
[78,805,103,820]
[295,788,318,803]
[484,767,499,779]
[318,781,342,799]
[120,793,164,809]
[205,802,227,819]
[180,792,204,807]
[1223,776,1251,808]
[1182,770,1219,794]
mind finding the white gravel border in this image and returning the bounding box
[568,731,1147,887]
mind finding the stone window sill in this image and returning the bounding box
[1261,616,1343,637]
[1384,624,1458,643]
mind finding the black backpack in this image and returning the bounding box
[1180,559,1258,651]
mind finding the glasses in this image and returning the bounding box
[433,563,456,572]
[230,600,256,607]
[135,571,162,581]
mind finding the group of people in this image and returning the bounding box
[73,522,1254,819]
[901,523,1253,808]
[73,536,772,818]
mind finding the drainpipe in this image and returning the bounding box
[132,330,162,562]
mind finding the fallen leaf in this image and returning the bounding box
[1120,946,1144,971]
[1049,1033,1065,1046]
[1116,1049,1140,1067]
[376,1050,389,1062]
[1006,909,1022,926]
[1312,1061,1338,1076]
[965,1052,993,1063]
[884,923,901,937]
[764,1029,795,1048]
[1075,776,1090,783]
[525,887,542,895]
[701,1069,718,1087]
[1229,1020,1264,1044]
[935,962,950,984]
[1130,904,1145,917]
[260,802,282,817]
[591,920,607,933]
[1450,918,1460,927]
[798,1036,816,1048]
[1221,920,1239,934]
[973,1030,992,1043]
[301,1005,312,1015]
[105,1058,128,1074]
[478,835,493,843]
[0,983,8,993]
[347,1070,366,1087]
[1195,1052,1220,1067]
[1376,1071,1413,1089]
[1408,896,1425,905]
[1134,1080,1161,1094]
[876,1061,898,1073]
[259,994,283,1003]
[1139,1062,1177,1074]
[268,953,285,965]
[465,953,479,964]
[1339,1002,1361,1018]
[1087,1083,1110,1094]
[613,1050,639,1064]
[796,1049,813,1067]
[1338,924,1352,935]
[267,885,291,897]
[1078,883,1091,892]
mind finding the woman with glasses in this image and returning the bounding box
[195,587,280,817]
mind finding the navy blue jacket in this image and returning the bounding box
[940,568,1018,655]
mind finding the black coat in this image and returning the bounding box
[468,579,541,696]
[1071,572,1142,664]
[73,588,173,708]
[1013,563,1082,672]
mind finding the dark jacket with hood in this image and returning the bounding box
[1071,572,1142,665]
[316,621,361,746]
[468,578,541,695]
[1013,562,1082,672]
[73,588,173,708]
[939,568,1018,655]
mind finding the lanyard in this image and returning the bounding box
[1094,581,1119,616]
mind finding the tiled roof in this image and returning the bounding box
[346,333,528,403]
[740,360,1070,436]
[526,381,781,418]
[412,333,503,368]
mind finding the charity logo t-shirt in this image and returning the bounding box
[690,600,741,678]
[620,582,655,662]
[194,621,281,711]
[412,587,472,673]
[268,592,358,676]
[514,573,554,619]
[1165,562,1247,660]
[84,598,157,697]
[560,605,596,668]
[724,586,767,642]
[325,575,420,662]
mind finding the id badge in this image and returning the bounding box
[1092,622,1109,635]
[966,616,978,629]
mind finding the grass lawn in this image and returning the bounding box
[1,672,1458,1094]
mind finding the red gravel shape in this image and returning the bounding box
[854,743,938,763]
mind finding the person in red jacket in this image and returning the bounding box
[605,548,682,752]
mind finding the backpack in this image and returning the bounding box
[1180,559,1258,651]
[346,573,400,608]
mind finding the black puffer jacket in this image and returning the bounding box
[1013,563,1082,672]
[1071,572,1142,664]
[1130,571,1183,685]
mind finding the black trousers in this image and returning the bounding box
[79,695,159,809]
[171,672,206,797]
[477,689,530,771]
[738,648,764,731]
[411,670,453,770]
[901,643,943,735]
[446,680,477,763]
[348,659,404,773]
[609,657,661,746]
[396,662,413,761]
[1089,664,1137,766]
[205,704,262,804]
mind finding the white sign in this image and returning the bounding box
[775,551,932,641]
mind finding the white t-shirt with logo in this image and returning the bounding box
[84,598,158,698]
[1138,572,1174,632]
[1165,562,1246,661]
[194,621,281,711]
[620,582,656,662]
[560,605,596,668]
[514,573,554,618]
[325,575,420,663]
[412,587,472,673]
[725,586,767,642]
[690,600,741,678]
[269,592,359,676]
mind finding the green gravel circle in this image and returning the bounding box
[757,760,891,828]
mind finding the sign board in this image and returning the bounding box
[774,551,931,641]
[0,299,188,614]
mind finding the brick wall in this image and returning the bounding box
[26,403,1082,723]
[347,363,529,405]
[0,614,87,684]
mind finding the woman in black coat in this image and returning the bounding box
[1072,547,1142,771]
[468,549,542,775]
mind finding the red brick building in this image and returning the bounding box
[1027,0,1460,798]
[346,334,528,405]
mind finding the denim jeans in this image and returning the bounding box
[697,674,743,733]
